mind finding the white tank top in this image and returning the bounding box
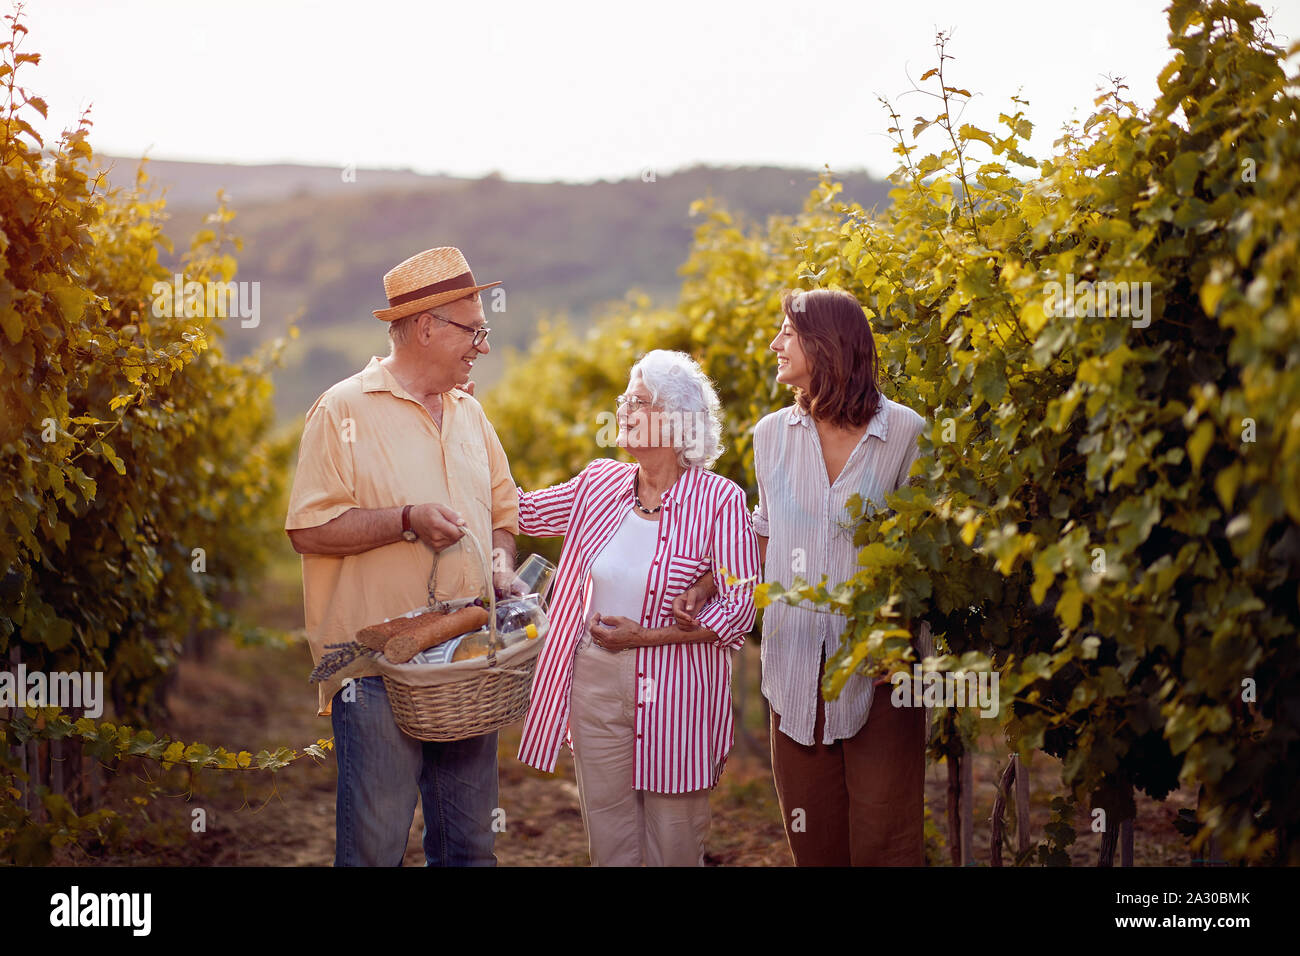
[584,508,659,623]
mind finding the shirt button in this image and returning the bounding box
[636,733,643,739]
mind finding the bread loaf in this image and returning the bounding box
[356,609,448,652]
[383,605,491,664]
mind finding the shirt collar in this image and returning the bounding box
[359,356,464,404]
[786,401,889,442]
[622,460,700,507]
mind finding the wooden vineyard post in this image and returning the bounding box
[1191,786,1223,866]
[9,646,32,815]
[946,749,962,865]
[32,736,47,823]
[960,752,973,865]
[1016,753,1031,857]
[990,753,1032,866]
[990,755,1015,866]
[946,747,976,865]
[1098,806,1135,866]
[1099,822,1118,865]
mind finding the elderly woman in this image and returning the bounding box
[515,349,758,866]
[677,289,928,866]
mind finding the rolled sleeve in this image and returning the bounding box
[517,461,593,537]
[285,397,359,531]
[751,426,771,538]
[893,411,926,491]
[693,486,759,651]
[894,437,921,491]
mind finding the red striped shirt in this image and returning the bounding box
[516,458,759,793]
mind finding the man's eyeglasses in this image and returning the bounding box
[438,315,490,347]
[616,394,655,412]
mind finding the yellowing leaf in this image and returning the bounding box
[0,306,22,343]
[1187,421,1215,472]
[1057,582,1084,630]
[1214,462,1242,511]
[161,742,185,767]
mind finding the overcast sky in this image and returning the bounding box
[17,0,1300,182]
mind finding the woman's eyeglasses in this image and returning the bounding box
[616,394,655,412]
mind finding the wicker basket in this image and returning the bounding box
[379,636,541,741]
[375,530,544,742]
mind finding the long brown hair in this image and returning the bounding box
[782,289,882,428]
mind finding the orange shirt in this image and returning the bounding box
[285,356,519,715]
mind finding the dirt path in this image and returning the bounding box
[56,632,1196,867]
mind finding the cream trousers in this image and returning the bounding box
[568,633,711,866]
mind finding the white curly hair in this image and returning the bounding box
[629,350,725,469]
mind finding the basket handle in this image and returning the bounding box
[426,524,499,649]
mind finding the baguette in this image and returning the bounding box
[356,608,448,652]
[383,605,491,664]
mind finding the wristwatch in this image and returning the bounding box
[401,504,418,542]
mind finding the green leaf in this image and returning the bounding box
[1170,152,1201,196]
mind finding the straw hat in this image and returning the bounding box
[373,247,502,322]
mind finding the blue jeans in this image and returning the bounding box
[331,676,499,866]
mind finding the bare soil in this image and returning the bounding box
[52,628,1198,867]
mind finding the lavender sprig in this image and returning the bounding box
[309,641,378,683]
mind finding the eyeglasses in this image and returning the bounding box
[616,394,655,412]
[438,316,490,347]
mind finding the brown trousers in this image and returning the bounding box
[769,675,925,866]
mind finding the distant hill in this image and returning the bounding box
[95,155,461,208]
[97,157,892,418]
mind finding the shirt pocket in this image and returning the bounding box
[658,553,712,613]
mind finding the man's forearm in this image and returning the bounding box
[492,527,517,572]
[288,507,403,556]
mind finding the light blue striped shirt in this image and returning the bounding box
[752,397,927,745]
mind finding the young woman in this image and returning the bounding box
[678,289,928,865]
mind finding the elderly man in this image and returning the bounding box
[285,247,519,867]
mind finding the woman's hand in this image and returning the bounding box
[588,614,645,652]
[671,572,717,629]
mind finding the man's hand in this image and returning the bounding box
[671,572,717,629]
[410,502,467,551]
[589,614,644,652]
[492,568,527,600]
